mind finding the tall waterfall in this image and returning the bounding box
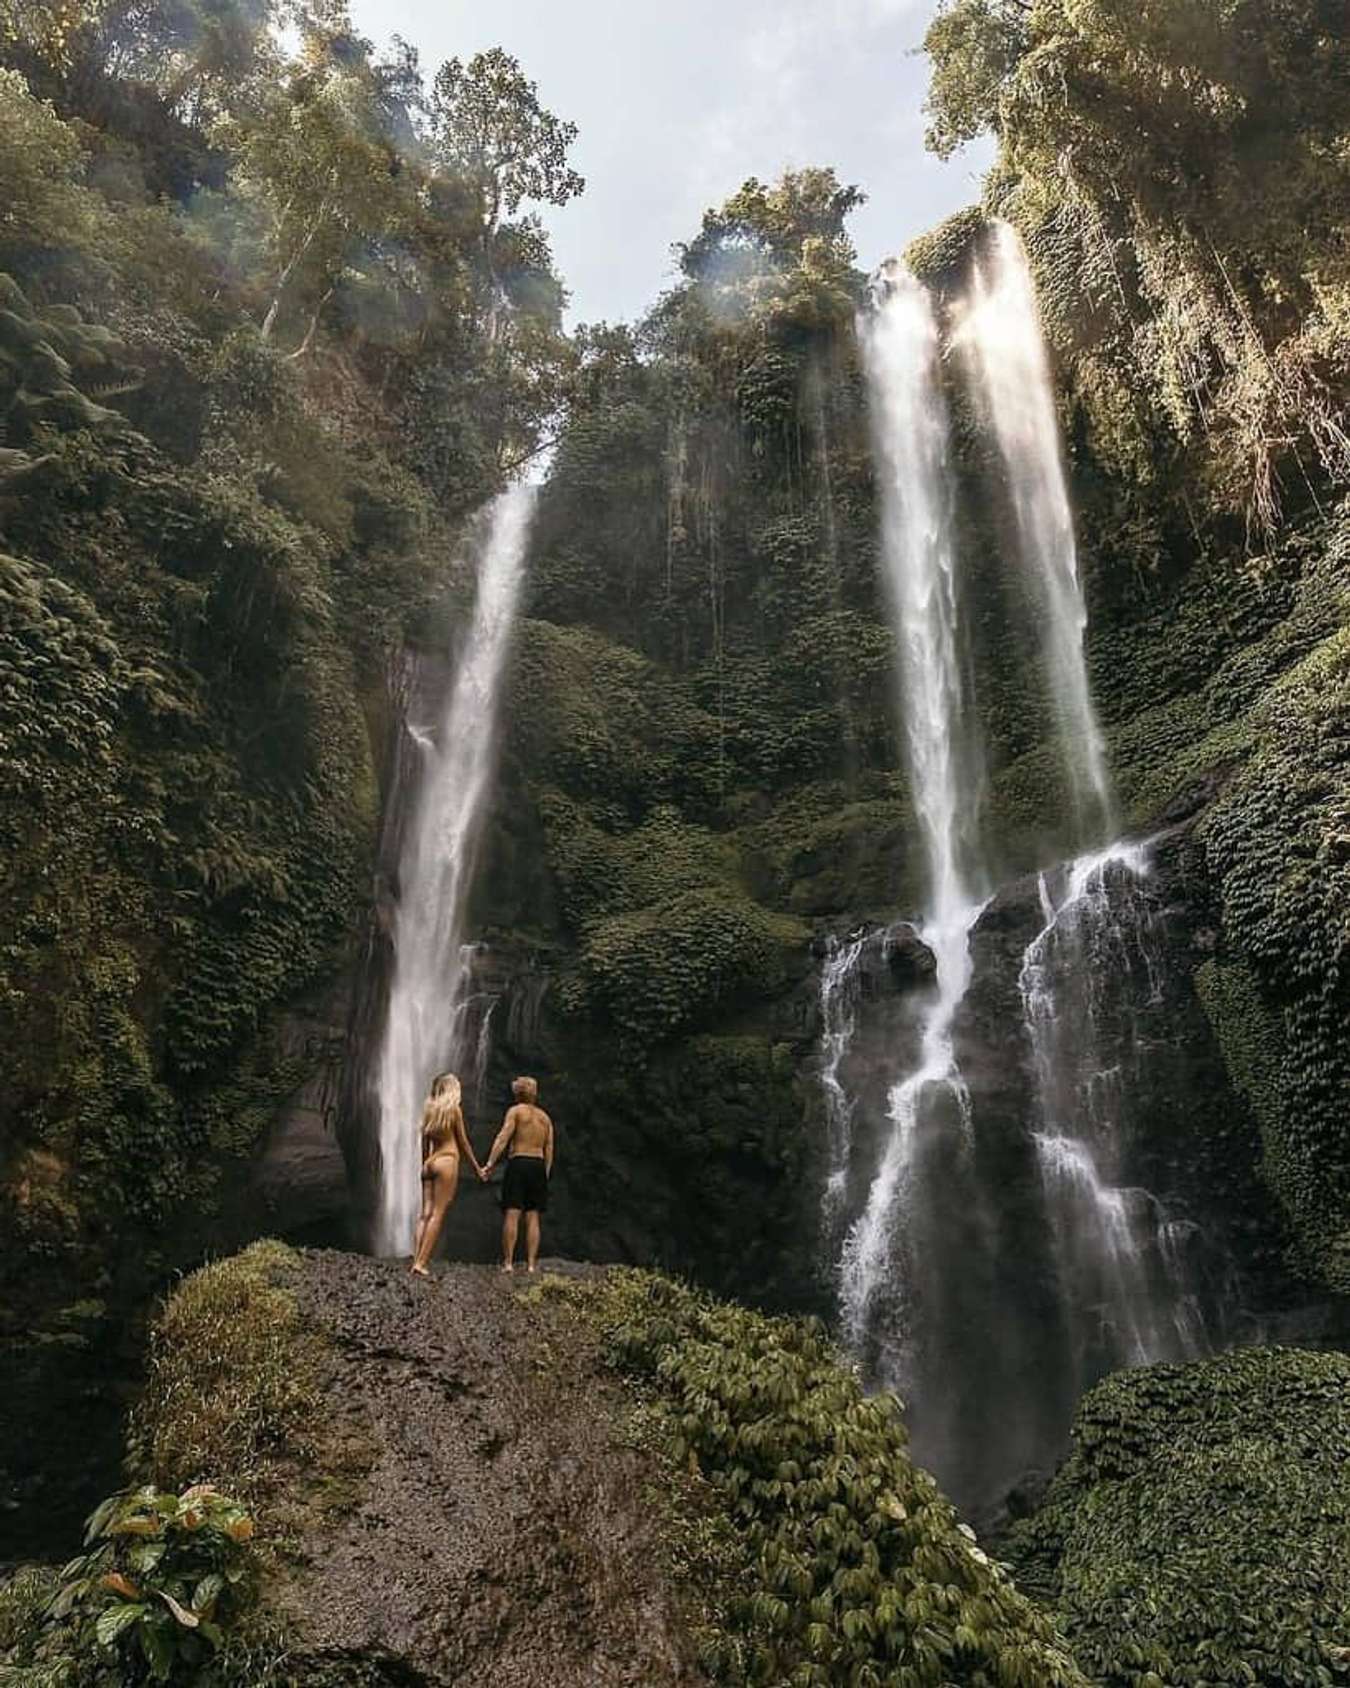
[814,234,1217,1512]
[1020,841,1206,1381]
[373,485,535,1256]
[840,267,987,1368]
[960,220,1113,840]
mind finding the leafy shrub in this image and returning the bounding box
[127,1242,321,1499]
[0,1485,258,1685]
[1008,1347,1350,1687]
[70,1486,253,1681]
[565,1270,1085,1687]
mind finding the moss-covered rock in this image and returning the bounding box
[66,1248,1085,1687]
[573,1267,1086,1686]
[1006,1347,1350,1688]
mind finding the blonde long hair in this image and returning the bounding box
[420,1071,463,1145]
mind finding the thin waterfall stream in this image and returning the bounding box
[373,484,535,1256]
[959,220,1114,839]
[1020,842,1207,1381]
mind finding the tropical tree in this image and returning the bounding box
[924,0,1350,532]
[426,47,583,310]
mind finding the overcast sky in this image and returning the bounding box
[348,0,993,327]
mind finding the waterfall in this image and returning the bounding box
[819,932,867,1237]
[960,219,1113,840]
[373,484,535,1256]
[840,266,987,1369]
[1020,841,1206,1379]
[812,235,1217,1510]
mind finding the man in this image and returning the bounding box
[480,1076,554,1274]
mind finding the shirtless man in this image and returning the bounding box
[481,1077,554,1274]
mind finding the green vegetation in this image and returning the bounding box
[0,0,577,1542]
[1007,1348,1350,1687]
[924,0,1350,537]
[4,1484,261,1685]
[555,1269,1085,1687]
[126,1241,322,1500]
[0,1243,384,1685]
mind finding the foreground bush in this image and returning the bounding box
[1008,1347,1350,1687]
[1,1484,258,1684]
[126,1241,321,1498]
[566,1270,1085,1687]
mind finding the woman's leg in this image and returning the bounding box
[412,1160,458,1273]
[411,1176,435,1264]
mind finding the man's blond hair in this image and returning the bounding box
[512,1075,539,1103]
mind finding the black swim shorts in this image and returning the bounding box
[500,1155,548,1212]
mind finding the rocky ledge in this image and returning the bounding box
[270,1252,702,1686]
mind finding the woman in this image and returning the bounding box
[410,1071,482,1277]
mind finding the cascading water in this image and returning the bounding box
[839,266,988,1374]
[818,932,867,1237]
[959,219,1113,840]
[373,484,535,1256]
[1020,841,1206,1380]
[816,235,1217,1511]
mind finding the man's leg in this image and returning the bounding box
[524,1211,541,1273]
[501,1208,520,1272]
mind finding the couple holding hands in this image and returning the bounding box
[410,1073,554,1278]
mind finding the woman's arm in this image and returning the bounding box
[453,1107,482,1177]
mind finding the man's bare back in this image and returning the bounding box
[503,1102,552,1163]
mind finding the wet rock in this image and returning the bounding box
[255,974,359,1247]
[272,1252,707,1687]
[882,921,937,986]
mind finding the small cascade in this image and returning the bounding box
[373,485,535,1256]
[469,995,498,1114]
[818,932,867,1236]
[960,220,1113,840]
[1019,842,1207,1381]
[841,266,988,1380]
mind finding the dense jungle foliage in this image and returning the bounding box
[1006,1347,1350,1686]
[1,0,1347,1670]
[0,0,577,1549]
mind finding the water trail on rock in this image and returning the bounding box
[840,267,987,1368]
[373,484,535,1256]
[1020,840,1206,1379]
[960,220,1113,840]
[819,932,867,1238]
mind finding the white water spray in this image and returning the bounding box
[819,933,867,1235]
[960,220,1113,838]
[840,268,987,1355]
[1019,841,1205,1375]
[373,484,535,1256]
